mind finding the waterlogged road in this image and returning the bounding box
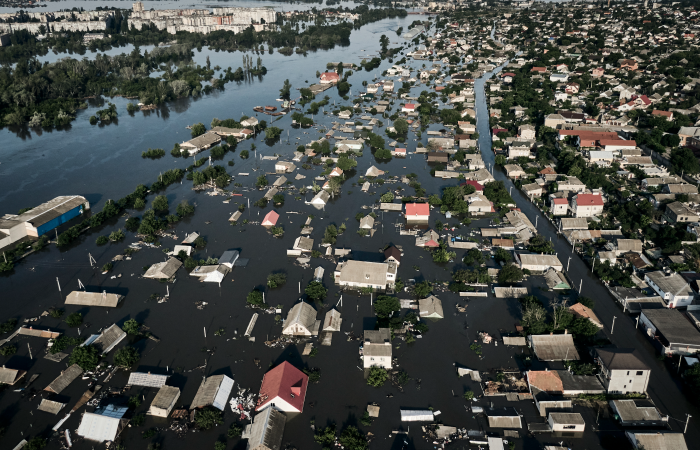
[473,51,700,444]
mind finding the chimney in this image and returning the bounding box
[564,329,568,334]
[550,332,553,335]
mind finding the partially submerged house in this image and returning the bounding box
[485,407,522,428]
[261,210,279,227]
[610,399,665,427]
[529,334,580,361]
[148,386,181,418]
[45,364,83,394]
[334,260,397,290]
[255,361,308,413]
[593,348,650,394]
[625,432,688,450]
[127,372,169,388]
[37,399,65,415]
[76,404,130,442]
[190,375,234,411]
[190,264,230,283]
[65,291,124,307]
[282,302,320,337]
[363,328,392,369]
[0,366,26,385]
[144,257,182,280]
[243,405,286,450]
[83,323,126,355]
[418,296,444,319]
[322,309,342,332]
[384,246,402,265]
[359,215,375,229]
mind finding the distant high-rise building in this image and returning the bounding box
[133,2,144,12]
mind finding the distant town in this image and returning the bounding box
[1,1,700,450]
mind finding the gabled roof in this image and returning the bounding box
[283,302,317,334]
[90,324,126,354]
[384,246,401,263]
[262,210,279,226]
[144,258,182,279]
[574,194,604,206]
[45,364,83,394]
[128,372,169,388]
[256,362,308,412]
[190,375,234,410]
[406,203,429,216]
[595,348,648,371]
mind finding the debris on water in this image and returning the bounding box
[195,301,208,310]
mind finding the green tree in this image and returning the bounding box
[256,174,269,187]
[374,295,400,318]
[195,407,223,430]
[463,248,484,266]
[152,195,169,213]
[413,281,431,298]
[314,424,337,447]
[191,122,206,138]
[23,438,46,450]
[323,224,338,244]
[264,126,283,141]
[114,346,140,368]
[394,118,408,135]
[305,281,327,300]
[339,426,368,450]
[279,79,292,99]
[380,192,394,202]
[463,390,474,401]
[495,154,507,165]
[494,247,512,263]
[432,242,456,263]
[498,263,524,284]
[374,148,393,160]
[228,422,243,438]
[66,312,83,327]
[247,289,264,307]
[337,155,358,171]
[367,367,388,387]
[123,319,140,335]
[176,200,195,217]
[70,345,100,371]
[267,273,287,288]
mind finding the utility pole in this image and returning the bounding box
[567,256,571,272]
[611,316,617,335]
[685,414,692,433]
[56,277,61,292]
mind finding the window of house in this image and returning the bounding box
[636,371,643,376]
[563,425,576,430]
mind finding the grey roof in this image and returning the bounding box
[91,324,126,354]
[65,291,123,307]
[144,257,182,279]
[617,239,643,253]
[641,309,700,345]
[627,432,688,450]
[311,190,330,204]
[418,296,444,318]
[128,372,169,388]
[45,364,83,394]
[149,386,180,413]
[190,375,234,410]
[15,196,87,228]
[183,132,221,149]
[338,260,389,287]
[364,328,391,344]
[557,371,604,393]
[529,334,580,361]
[595,348,649,371]
[246,406,286,450]
[37,399,65,415]
[359,215,375,229]
[219,250,240,267]
[645,271,693,297]
[485,407,522,428]
[560,218,588,230]
[0,367,24,384]
[283,302,317,334]
[322,309,342,332]
[550,412,585,424]
[610,399,662,422]
[77,405,128,442]
[666,202,697,218]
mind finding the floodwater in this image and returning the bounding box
[0,14,698,450]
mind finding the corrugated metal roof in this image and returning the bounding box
[150,386,180,412]
[529,334,580,361]
[37,399,65,415]
[15,196,86,228]
[77,412,123,442]
[400,410,434,421]
[190,375,233,410]
[247,406,286,450]
[91,324,126,354]
[128,372,169,388]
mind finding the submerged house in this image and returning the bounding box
[418,296,444,319]
[243,404,287,450]
[282,302,320,336]
[77,404,130,443]
[65,291,124,308]
[255,361,309,413]
[83,323,126,355]
[190,375,234,411]
[148,386,181,418]
[144,257,182,280]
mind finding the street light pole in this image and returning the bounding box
[611,316,617,335]
[567,256,571,272]
[685,414,692,433]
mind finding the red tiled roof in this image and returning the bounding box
[320,72,340,81]
[404,103,416,109]
[527,370,563,393]
[256,361,308,412]
[599,139,636,146]
[574,194,604,206]
[461,180,484,191]
[552,198,568,205]
[406,203,429,216]
[539,167,557,175]
[262,210,279,226]
[652,110,673,117]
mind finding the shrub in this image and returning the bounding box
[228,423,243,438]
[70,345,100,371]
[123,319,140,335]
[114,346,140,368]
[0,345,17,356]
[66,312,83,327]
[367,367,388,387]
[96,235,109,245]
[463,390,474,401]
[267,273,287,288]
[247,289,265,307]
[305,281,327,300]
[194,407,223,430]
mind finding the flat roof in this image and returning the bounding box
[642,309,700,345]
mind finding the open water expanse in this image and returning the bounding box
[0,11,699,450]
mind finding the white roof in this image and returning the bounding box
[77,408,126,442]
